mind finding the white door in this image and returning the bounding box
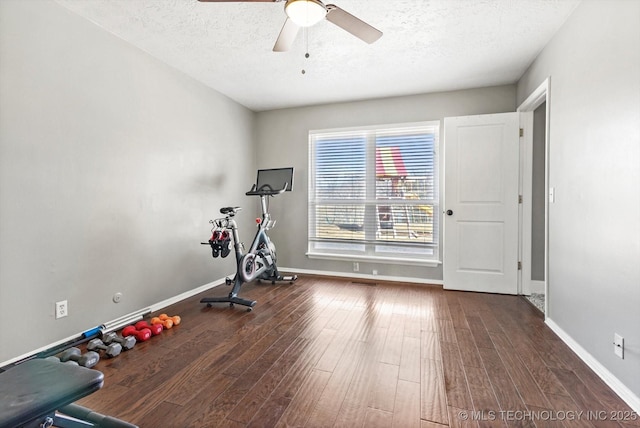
[443,113,520,294]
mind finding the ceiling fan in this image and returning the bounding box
[197,0,383,52]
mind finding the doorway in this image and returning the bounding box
[517,78,550,316]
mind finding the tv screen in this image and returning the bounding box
[256,167,294,192]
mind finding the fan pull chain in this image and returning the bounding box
[302,27,310,75]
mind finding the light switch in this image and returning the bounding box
[614,333,624,359]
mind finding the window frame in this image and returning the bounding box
[307,121,441,267]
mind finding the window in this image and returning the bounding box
[308,121,439,265]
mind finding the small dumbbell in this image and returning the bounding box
[159,314,181,326]
[45,355,78,366]
[209,229,222,258]
[218,231,231,258]
[103,331,136,350]
[122,325,152,342]
[151,316,173,329]
[135,321,163,336]
[87,338,122,358]
[57,347,100,368]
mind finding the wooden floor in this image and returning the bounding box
[76,276,638,428]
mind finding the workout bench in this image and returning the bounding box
[0,359,137,428]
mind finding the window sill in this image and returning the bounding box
[306,252,441,268]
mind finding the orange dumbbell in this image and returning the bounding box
[159,313,181,326]
[151,313,181,330]
[151,316,173,329]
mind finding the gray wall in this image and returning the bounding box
[0,0,256,363]
[531,102,546,281]
[255,86,516,281]
[517,0,640,398]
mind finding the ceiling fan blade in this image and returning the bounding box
[273,18,300,52]
[197,1,277,3]
[325,4,382,44]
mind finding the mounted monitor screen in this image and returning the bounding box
[256,167,294,192]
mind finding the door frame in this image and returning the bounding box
[517,77,550,317]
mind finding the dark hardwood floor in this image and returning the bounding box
[75,276,638,427]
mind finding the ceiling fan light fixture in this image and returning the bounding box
[285,0,327,27]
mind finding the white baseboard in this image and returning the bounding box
[545,318,640,413]
[149,277,226,312]
[279,266,444,286]
[530,280,545,294]
[1,278,227,368]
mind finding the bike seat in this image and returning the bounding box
[220,206,241,215]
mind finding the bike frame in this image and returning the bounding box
[237,194,278,283]
[200,179,297,310]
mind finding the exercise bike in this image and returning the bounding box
[200,168,297,311]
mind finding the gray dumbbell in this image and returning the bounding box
[57,347,100,368]
[103,331,136,351]
[44,355,79,366]
[87,338,122,358]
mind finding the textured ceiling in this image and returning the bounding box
[54,0,581,112]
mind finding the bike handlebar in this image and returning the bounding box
[245,182,288,197]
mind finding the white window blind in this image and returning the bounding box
[308,121,439,263]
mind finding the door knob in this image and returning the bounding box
[446,209,454,216]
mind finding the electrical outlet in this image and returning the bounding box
[614,333,624,359]
[55,300,68,319]
[353,262,359,272]
[372,269,378,276]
